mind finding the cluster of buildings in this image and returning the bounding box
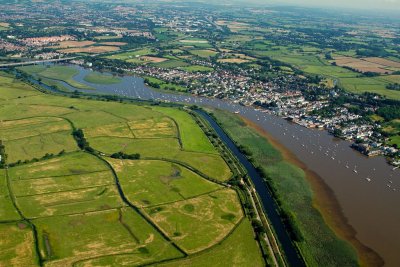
[21,35,75,47]
[105,59,399,163]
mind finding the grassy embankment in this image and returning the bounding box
[18,65,94,91]
[83,73,121,84]
[209,108,361,267]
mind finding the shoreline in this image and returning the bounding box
[241,116,384,267]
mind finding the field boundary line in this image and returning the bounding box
[95,153,188,256]
[143,187,225,209]
[14,183,114,198]
[14,169,110,181]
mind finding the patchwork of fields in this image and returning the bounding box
[0,73,263,266]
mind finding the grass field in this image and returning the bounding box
[145,188,243,253]
[0,117,77,163]
[155,219,264,267]
[105,48,156,61]
[0,223,38,266]
[18,65,94,90]
[83,73,122,84]
[144,76,187,92]
[0,70,260,266]
[189,49,218,58]
[153,60,190,68]
[33,208,183,266]
[179,65,214,72]
[9,152,124,218]
[0,170,20,221]
[210,109,358,266]
[108,159,222,207]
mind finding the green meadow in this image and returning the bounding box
[0,72,262,266]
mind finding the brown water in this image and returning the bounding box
[43,64,400,266]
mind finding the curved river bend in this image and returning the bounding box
[38,65,400,266]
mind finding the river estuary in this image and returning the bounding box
[36,65,400,266]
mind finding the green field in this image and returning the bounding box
[145,189,243,253]
[105,48,156,61]
[189,49,218,58]
[0,71,261,266]
[0,170,20,221]
[109,159,222,207]
[83,73,122,84]
[18,65,94,90]
[155,219,264,267]
[0,223,38,266]
[153,60,190,68]
[210,108,358,267]
[179,65,214,72]
[0,117,77,163]
[144,76,187,92]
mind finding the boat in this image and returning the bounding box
[366,177,371,182]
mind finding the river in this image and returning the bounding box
[35,64,400,266]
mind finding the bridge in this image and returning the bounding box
[0,57,77,68]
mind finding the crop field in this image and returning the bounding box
[58,45,120,54]
[0,71,261,266]
[218,58,250,64]
[189,49,218,58]
[333,56,394,74]
[179,65,214,72]
[105,48,156,61]
[152,60,190,68]
[53,41,96,48]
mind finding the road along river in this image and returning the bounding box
[33,64,400,266]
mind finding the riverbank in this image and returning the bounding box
[207,108,363,266]
[241,116,384,267]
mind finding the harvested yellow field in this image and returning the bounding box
[334,56,393,74]
[59,46,120,54]
[54,41,95,48]
[141,56,168,63]
[218,58,250,64]
[363,57,400,68]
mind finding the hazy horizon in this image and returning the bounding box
[233,0,400,11]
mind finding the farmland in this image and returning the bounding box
[0,72,262,266]
[58,45,120,54]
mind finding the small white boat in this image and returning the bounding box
[366,177,371,182]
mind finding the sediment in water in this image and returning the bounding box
[241,116,384,267]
